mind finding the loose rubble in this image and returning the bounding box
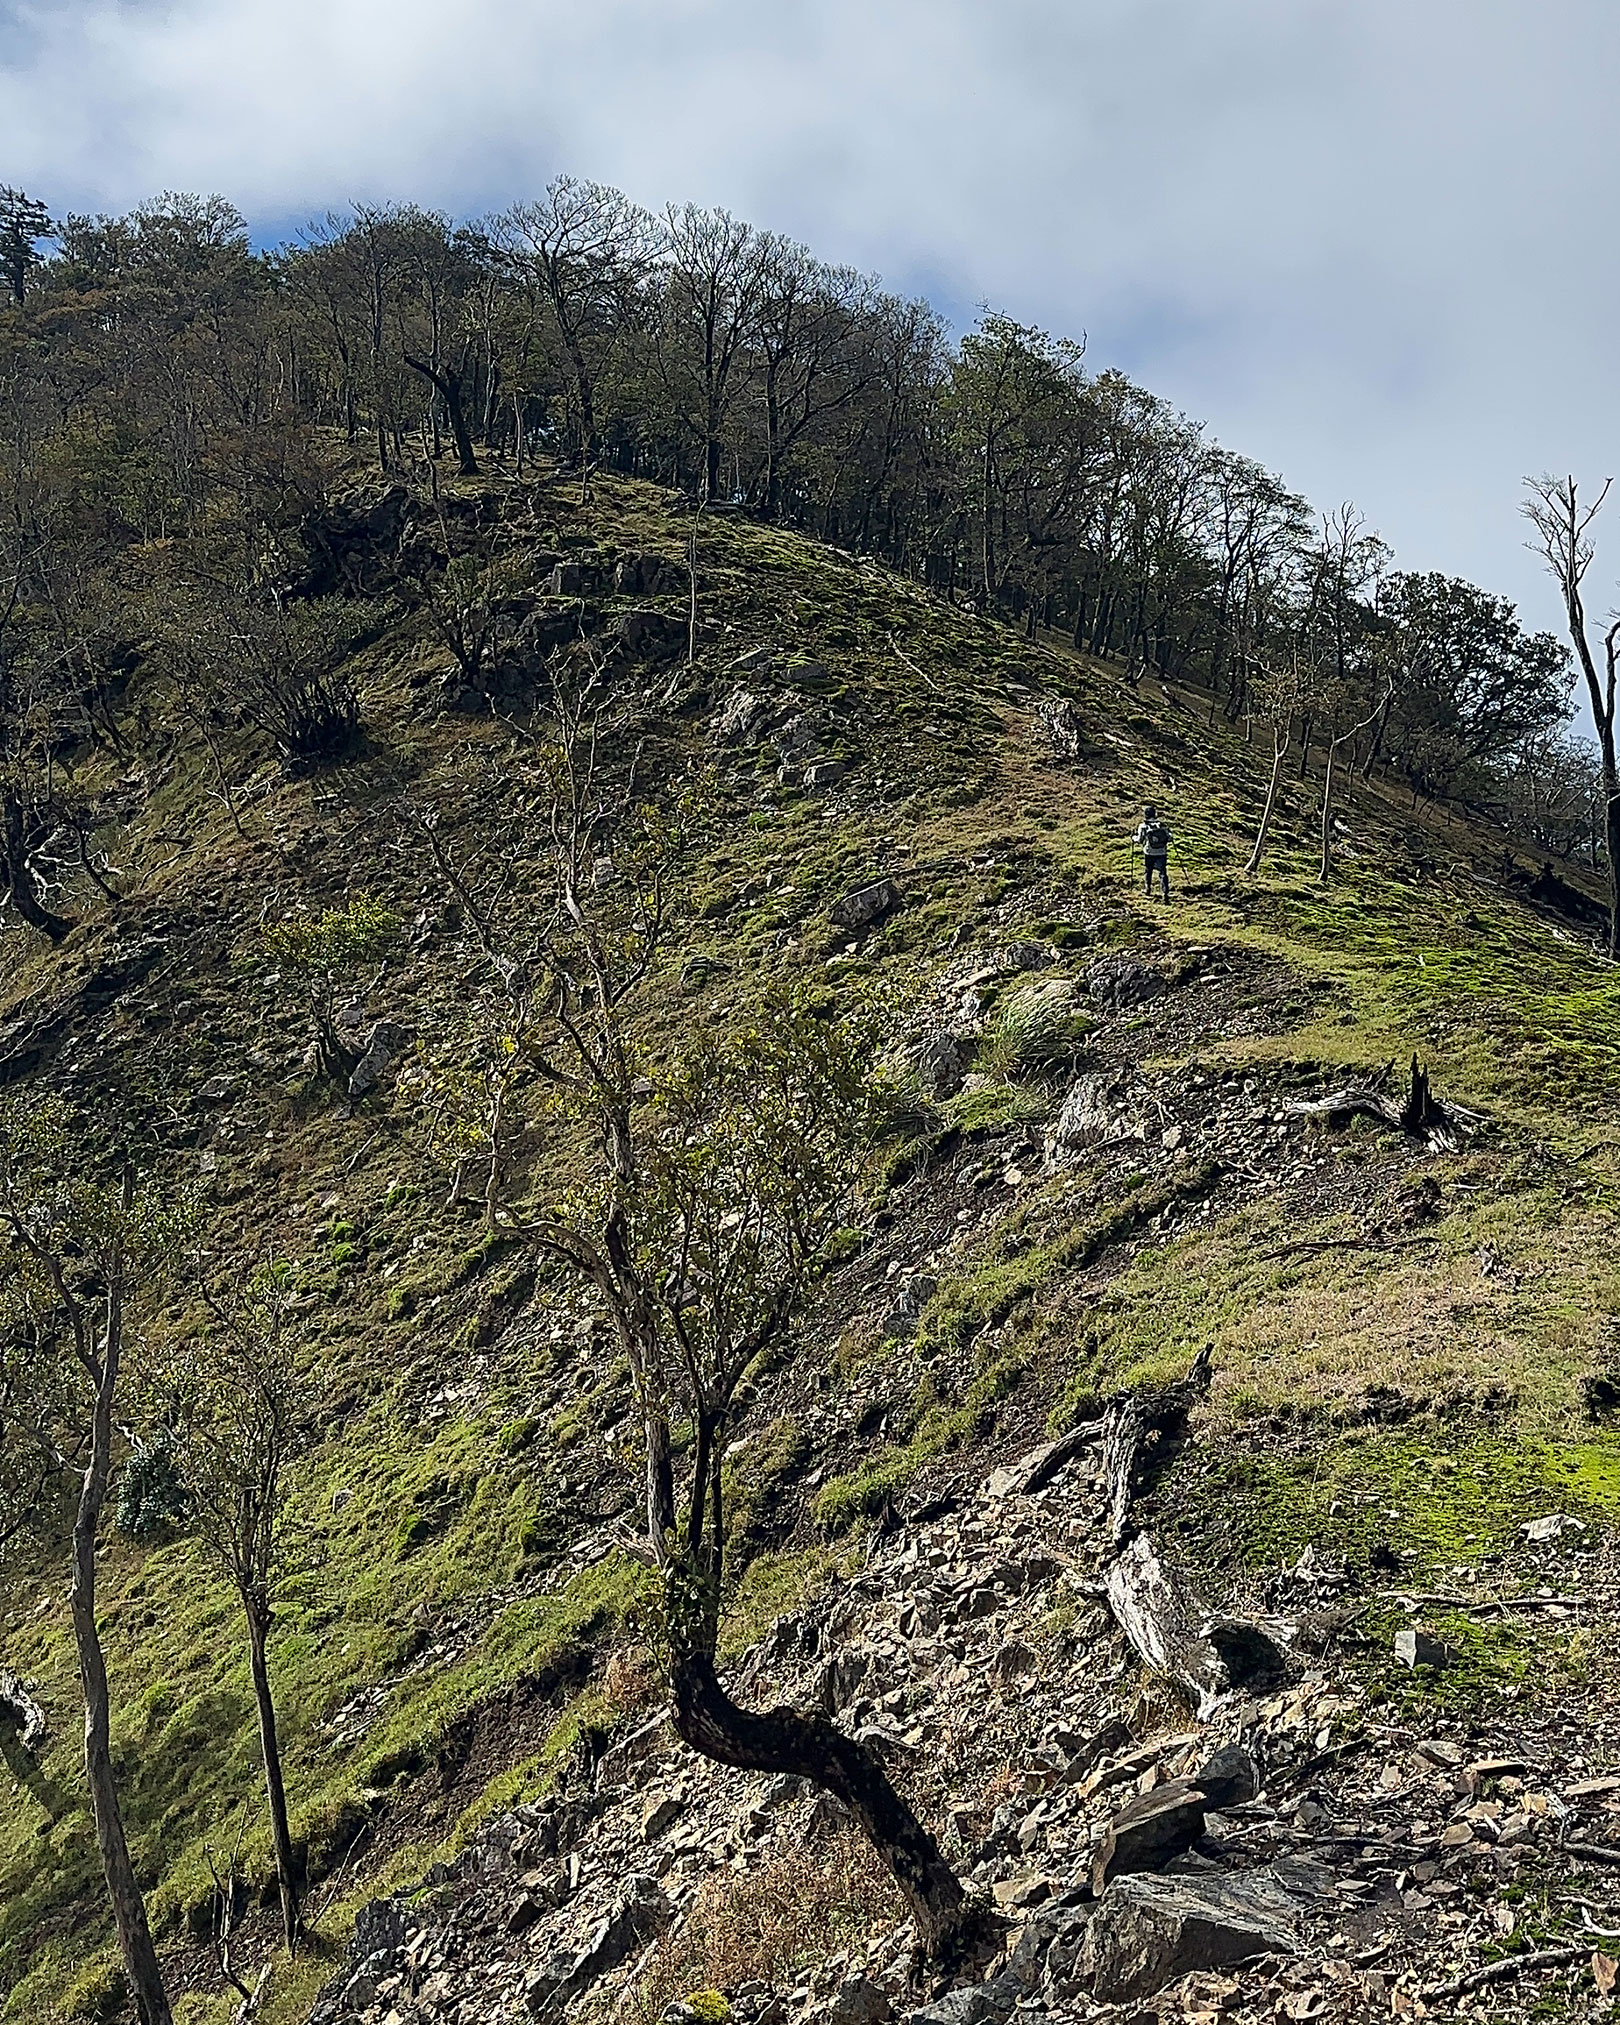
[300,1427,1618,2025]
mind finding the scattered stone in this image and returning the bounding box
[805,758,847,790]
[1092,1779,1208,1892]
[830,877,902,932]
[1078,1870,1301,2003]
[1523,1513,1585,1543]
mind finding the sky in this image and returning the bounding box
[2,0,1618,661]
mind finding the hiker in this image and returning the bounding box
[1134,804,1172,900]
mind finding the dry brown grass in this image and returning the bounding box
[602,1641,663,1716]
[635,1827,901,2018]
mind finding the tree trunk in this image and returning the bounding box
[1602,757,1620,959]
[1244,720,1289,876]
[245,1599,301,1952]
[72,1310,173,2025]
[403,354,480,476]
[671,1650,982,1962]
[3,798,72,941]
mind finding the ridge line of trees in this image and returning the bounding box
[0,176,1600,877]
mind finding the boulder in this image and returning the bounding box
[1194,1741,1261,1811]
[829,1977,893,2025]
[1078,1870,1300,2003]
[805,758,846,790]
[715,689,768,742]
[831,877,903,932]
[904,1978,1020,2025]
[612,608,686,659]
[1091,1779,1207,1893]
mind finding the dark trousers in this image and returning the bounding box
[1144,853,1170,899]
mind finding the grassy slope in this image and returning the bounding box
[1,464,1617,2022]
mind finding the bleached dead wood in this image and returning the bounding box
[1285,1055,1485,1155]
[0,1669,46,1751]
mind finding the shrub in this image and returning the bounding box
[115,1430,190,1539]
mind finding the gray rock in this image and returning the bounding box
[347,1019,411,1099]
[1085,956,1170,1011]
[905,1975,1019,2025]
[641,1792,685,1840]
[196,1073,236,1103]
[830,877,902,932]
[1046,1074,1129,1159]
[1193,1741,1260,1811]
[915,1030,965,1099]
[828,1976,893,2025]
[525,1874,670,2017]
[613,608,686,659]
[1091,1778,1207,1892]
[716,689,768,742]
[805,758,846,790]
[1395,1626,1455,1670]
[1077,1870,1300,2002]
[615,553,684,596]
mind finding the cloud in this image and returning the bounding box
[4,0,1619,644]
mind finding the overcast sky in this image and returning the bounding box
[3,0,1618,654]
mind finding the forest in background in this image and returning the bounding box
[0,177,1601,894]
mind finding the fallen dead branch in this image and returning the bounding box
[1419,1943,1590,2003]
[1285,1056,1485,1155]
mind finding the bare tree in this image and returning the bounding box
[490,180,653,498]
[148,1264,316,1953]
[0,1099,189,2025]
[1243,657,1307,877]
[1523,475,1620,953]
[653,207,768,504]
[408,685,984,1962]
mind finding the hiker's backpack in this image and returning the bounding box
[1143,820,1170,854]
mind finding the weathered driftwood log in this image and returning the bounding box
[1098,1344,1213,1546]
[0,1670,46,1752]
[1104,1534,1292,1718]
[1285,1055,1484,1155]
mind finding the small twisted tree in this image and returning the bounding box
[408,682,981,1961]
[265,894,401,1087]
